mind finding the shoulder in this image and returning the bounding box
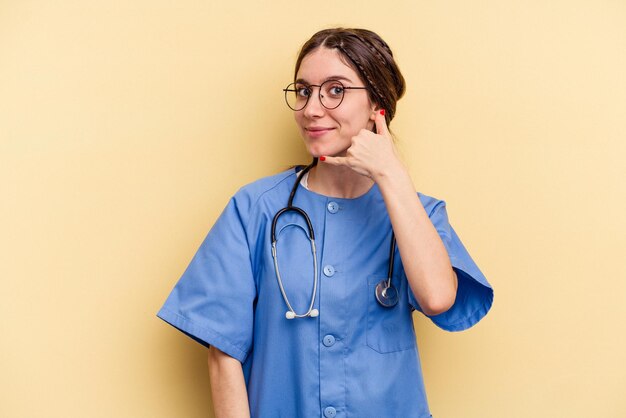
[417,191,446,217]
[232,168,297,213]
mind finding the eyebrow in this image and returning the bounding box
[295,75,354,85]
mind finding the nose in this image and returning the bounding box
[303,87,325,118]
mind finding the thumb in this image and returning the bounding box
[375,109,390,137]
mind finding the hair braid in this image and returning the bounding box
[358,35,390,68]
[336,44,392,119]
[355,32,405,107]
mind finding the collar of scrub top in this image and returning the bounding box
[270,161,399,320]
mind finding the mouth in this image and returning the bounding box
[305,127,334,138]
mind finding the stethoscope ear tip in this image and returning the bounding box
[285,309,318,319]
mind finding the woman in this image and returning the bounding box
[158,28,493,418]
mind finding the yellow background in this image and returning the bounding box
[1,1,625,417]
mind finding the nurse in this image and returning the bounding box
[158,28,493,418]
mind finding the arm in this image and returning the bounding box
[374,163,458,315]
[322,110,458,316]
[208,346,251,418]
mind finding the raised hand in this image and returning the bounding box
[320,110,402,181]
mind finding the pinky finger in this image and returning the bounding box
[320,155,350,166]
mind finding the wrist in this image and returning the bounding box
[372,159,409,185]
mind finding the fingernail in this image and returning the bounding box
[380,109,385,116]
[319,156,326,161]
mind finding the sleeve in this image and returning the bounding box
[156,195,257,362]
[408,200,494,332]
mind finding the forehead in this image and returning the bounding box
[296,47,361,84]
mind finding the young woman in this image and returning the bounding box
[158,28,493,418]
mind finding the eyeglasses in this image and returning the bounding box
[283,80,368,111]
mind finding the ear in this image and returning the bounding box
[369,103,379,120]
[368,104,379,133]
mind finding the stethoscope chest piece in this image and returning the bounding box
[375,280,399,307]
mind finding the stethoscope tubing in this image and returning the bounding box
[271,239,319,319]
[271,163,319,319]
[271,161,398,319]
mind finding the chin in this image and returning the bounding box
[307,150,334,159]
[303,141,348,159]
[303,145,327,158]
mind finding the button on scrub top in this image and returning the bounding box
[157,168,493,418]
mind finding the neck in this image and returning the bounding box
[307,163,374,199]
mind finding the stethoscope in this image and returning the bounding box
[270,162,399,320]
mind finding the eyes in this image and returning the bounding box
[295,82,345,99]
[283,79,367,111]
[295,86,311,97]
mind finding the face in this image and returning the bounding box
[293,47,378,158]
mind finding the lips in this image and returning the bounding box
[305,127,334,138]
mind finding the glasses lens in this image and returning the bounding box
[320,80,345,109]
[284,83,309,111]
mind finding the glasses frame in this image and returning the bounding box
[283,80,368,111]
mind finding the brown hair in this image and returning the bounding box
[294,28,406,126]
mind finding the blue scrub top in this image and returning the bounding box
[158,168,493,418]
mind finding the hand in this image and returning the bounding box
[321,110,402,181]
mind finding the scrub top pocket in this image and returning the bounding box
[366,274,416,353]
